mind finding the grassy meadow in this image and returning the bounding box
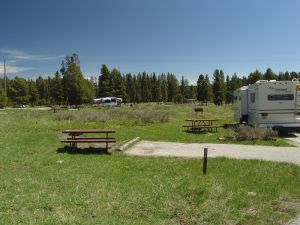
[0,103,299,224]
[1,103,289,146]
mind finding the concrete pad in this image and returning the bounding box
[125,141,300,166]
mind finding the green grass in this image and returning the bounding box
[2,103,288,146]
[0,104,299,224]
[0,152,299,224]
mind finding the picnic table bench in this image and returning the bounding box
[61,129,116,152]
[183,119,220,133]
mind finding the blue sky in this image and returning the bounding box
[1,0,300,83]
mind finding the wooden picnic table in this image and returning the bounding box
[61,129,116,151]
[184,118,220,133]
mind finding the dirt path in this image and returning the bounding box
[126,141,300,166]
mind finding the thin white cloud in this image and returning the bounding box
[0,49,63,61]
[0,60,34,74]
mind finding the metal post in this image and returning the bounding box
[203,148,208,175]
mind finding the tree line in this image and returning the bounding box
[1,54,300,106]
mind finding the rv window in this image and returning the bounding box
[111,98,116,103]
[250,93,255,103]
[268,94,294,101]
[234,96,238,102]
[104,100,111,103]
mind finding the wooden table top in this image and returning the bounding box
[62,129,116,134]
[185,118,219,122]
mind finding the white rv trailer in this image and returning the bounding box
[93,97,122,107]
[233,80,300,132]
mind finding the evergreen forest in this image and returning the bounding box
[1,54,299,107]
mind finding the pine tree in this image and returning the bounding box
[160,74,168,102]
[155,76,162,103]
[290,72,299,80]
[98,64,113,97]
[151,73,158,102]
[212,69,226,105]
[167,73,179,102]
[111,68,127,99]
[49,71,63,104]
[28,80,39,106]
[61,54,87,105]
[183,79,190,99]
[204,75,213,102]
[125,73,136,103]
[196,74,205,101]
[82,78,93,103]
[283,71,291,80]
[141,72,151,102]
[180,76,186,102]
[135,75,142,103]
[197,74,212,102]
[264,68,277,80]
[89,76,98,99]
[9,76,29,105]
[225,75,232,104]
[248,70,262,84]
[230,73,243,91]
[36,76,49,105]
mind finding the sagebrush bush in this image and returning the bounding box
[51,106,171,124]
[105,108,171,124]
[130,110,171,124]
[53,111,78,121]
[227,125,278,140]
[26,111,43,119]
[107,108,129,119]
[80,111,109,122]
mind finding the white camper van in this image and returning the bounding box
[93,97,122,107]
[233,80,300,132]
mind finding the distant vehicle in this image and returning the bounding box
[93,97,122,107]
[233,79,300,133]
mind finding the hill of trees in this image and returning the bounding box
[1,54,300,106]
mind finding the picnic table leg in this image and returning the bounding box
[107,132,109,151]
[71,134,77,148]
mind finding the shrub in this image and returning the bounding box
[80,111,109,122]
[129,110,171,124]
[104,108,171,124]
[53,111,78,121]
[226,125,278,140]
[107,108,129,119]
[27,111,43,119]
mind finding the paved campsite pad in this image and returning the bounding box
[126,140,300,166]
